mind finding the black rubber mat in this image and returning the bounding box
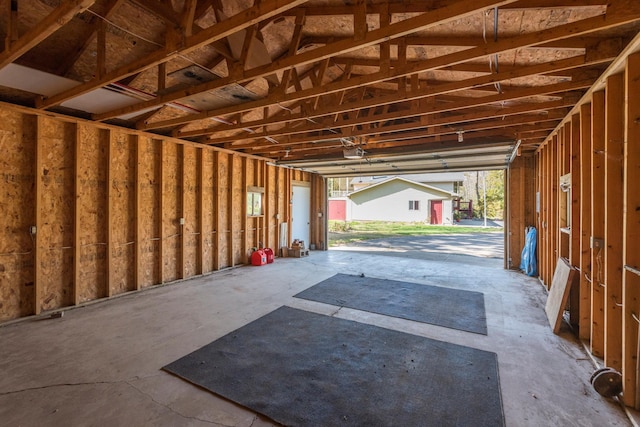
[294,273,487,335]
[164,306,504,427]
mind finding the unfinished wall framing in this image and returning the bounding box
[520,42,640,407]
[0,102,326,323]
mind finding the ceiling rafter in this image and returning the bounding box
[54,0,126,75]
[216,98,574,149]
[234,105,569,151]
[136,4,638,131]
[244,112,565,156]
[35,0,308,109]
[1,1,640,173]
[176,52,610,140]
[93,0,518,122]
[287,0,608,17]
[0,0,96,69]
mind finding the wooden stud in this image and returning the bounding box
[242,157,248,262]
[591,90,606,357]
[33,116,43,315]
[569,115,581,328]
[179,145,186,279]
[623,51,640,408]
[197,148,204,275]
[570,114,581,266]
[228,154,235,267]
[579,103,592,341]
[105,129,113,297]
[604,72,625,371]
[134,134,142,290]
[264,162,271,250]
[551,135,558,284]
[213,151,220,270]
[158,140,164,284]
[73,124,81,305]
[287,168,293,248]
[275,166,280,253]
[543,146,549,283]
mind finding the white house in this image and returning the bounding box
[344,176,457,224]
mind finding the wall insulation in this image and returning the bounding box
[512,49,640,408]
[0,103,326,322]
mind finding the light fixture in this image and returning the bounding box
[284,147,291,158]
[456,130,464,142]
[343,147,364,159]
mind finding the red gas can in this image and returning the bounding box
[251,249,267,266]
[263,248,274,264]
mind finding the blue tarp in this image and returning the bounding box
[520,227,538,277]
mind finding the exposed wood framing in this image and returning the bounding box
[591,91,606,357]
[73,124,81,305]
[579,103,592,341]
[0,103,309,323]
[0,0,95,69]
[134,134,141,290]
[157,139,164,284]
[623,51,640,408]
[105,129,113,298]
[529,35,640,408]
[33,116,43,315]
[604,73,624,371]
[197,148,204,275]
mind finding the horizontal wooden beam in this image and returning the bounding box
[96,0,518,122]
[184,54,604,141]
[0,0,96,69]
[139,6,635,131]
[36,0,307,109]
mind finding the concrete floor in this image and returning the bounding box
[0,237,633,426]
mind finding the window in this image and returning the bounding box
[409,200,420,210]
[247,186,264,216]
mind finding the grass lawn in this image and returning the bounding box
[329,220,503,246]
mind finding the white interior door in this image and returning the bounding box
[292,185,311,245]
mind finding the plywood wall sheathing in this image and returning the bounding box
[138,137,161,288]
[201,149,214,274]
[0,103,319,322]
[0,110,35,321]
[76,124,108,302]
[39,117,75,312]
[604,73,625,371]
[110,130,137,295]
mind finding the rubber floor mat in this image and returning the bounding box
[164,306,504,427]
[295,273,487,335]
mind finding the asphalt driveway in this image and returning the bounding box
[330,232,504,268]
